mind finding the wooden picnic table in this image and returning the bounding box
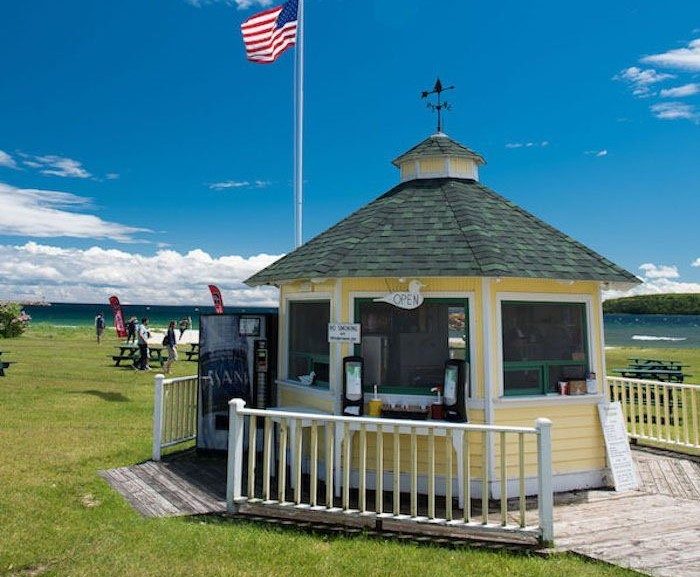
[112,344,167,368]
[612,367,688,383]
[0,351,14,376]
[184,342,199,362]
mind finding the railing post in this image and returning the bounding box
[226,398,246,514]
[536,417,554,547]
[152,374,165,461]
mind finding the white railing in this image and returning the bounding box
[608,376,700,453]
[152,374,198,461]
[225,399,554,546]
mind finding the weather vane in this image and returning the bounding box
[421,77,454,133]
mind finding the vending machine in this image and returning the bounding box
[196,310,277,451]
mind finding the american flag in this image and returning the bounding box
[241,0,298,64]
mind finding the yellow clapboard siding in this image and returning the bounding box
[418,157,446,173]
[278,387,334,413]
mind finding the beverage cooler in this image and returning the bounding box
[196,311,278,451]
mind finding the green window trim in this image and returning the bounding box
[501,300,590,397]
[353,297,470,394]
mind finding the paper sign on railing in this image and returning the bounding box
[598,401,639,492]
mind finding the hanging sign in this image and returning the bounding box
[373,280,425,310]
[328,323,361,344]
[597,402,639,492]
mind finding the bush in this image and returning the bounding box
[0,302,30,338]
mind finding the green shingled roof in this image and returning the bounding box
[392,133,485,166]
[245,177,639,286]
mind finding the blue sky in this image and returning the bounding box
[0,0,698,304]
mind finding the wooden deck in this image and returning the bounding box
[101,446,700,576]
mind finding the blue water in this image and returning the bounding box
[603,313,700,349]
[22,302,276,331]
[20,304,700,349]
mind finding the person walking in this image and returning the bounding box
[136,317,151,370]
[95,312,105,344]
[126,317,137,343]
[163,320,178,374]
[178,316,191,340]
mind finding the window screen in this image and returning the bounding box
[288,301,330,385]
[502,301,588,396]
[357,300,467,391]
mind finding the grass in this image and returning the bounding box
[605,346,700,380]
[0,326,656,577]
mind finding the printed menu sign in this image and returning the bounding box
[598,402,639,492]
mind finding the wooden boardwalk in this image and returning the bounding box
[101,446,700,576]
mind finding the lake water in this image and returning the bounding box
[21,303,700,349]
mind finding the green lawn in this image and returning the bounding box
[0,326,645,577]
[605,346,700,381]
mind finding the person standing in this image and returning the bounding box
[136,317,151,370]
[95,312,105,344]
[163,320,178,374]
[126,317,137,343]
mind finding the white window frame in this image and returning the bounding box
[281,292,333,387]
[495,292,598,400]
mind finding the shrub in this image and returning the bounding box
[0,302,30,338]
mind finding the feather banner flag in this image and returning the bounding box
[208,285,224,314]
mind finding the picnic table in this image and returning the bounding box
[0,351,14,377]
[112,344,167,368]
[184,343,199,362]
[613,358,690,383]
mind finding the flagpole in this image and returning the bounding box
[294,0,304,249]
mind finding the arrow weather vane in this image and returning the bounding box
[421,77,454,133]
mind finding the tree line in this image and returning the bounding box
[603,293,700,315]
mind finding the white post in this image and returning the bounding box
[152,374,165,461]
[226,398,246,513]
[536,417,554,546]
[293,0,304,248]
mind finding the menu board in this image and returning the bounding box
[597,402,639,492]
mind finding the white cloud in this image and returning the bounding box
[638,263,679,279]
[505,141,549,149]
[660,83,700,98]
[584,149,608,157]
[105,173,120,180]
[0,241,281,307]
[650,101,697,121]
[614,66,675,97]
[20,153,92,178]
[603,262,700,299]
[209,179,271,190]
[642,38,700,72]
[0,182,148,242]
[692,258,700,267]
[0,149,18,169]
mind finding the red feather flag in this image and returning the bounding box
[108,295,127,338]
[208,285,224,314]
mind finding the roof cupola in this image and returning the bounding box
[392,132,486,182]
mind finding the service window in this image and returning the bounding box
[501,301,589,396]
[356,299,468,393]
[287,301,330,386]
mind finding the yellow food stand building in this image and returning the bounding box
[245,131,639,497]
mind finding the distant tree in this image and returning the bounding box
[0,302,30,338]
[603,293,700,315]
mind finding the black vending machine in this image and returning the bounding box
[196,309,278,452]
